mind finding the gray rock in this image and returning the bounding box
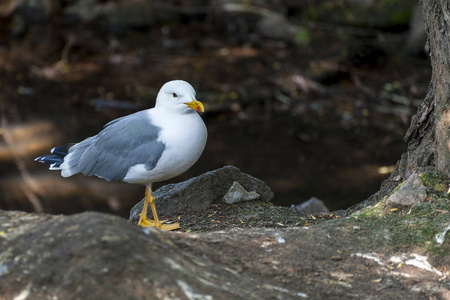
[63,0,104,23]
[63,0,180,31]
[130,166,274,222]
[223,181,260,204]
[11,0,58,22]
[257,13,304,42]
[386,173,427,209]
[293,197,330,214]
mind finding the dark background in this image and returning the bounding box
[0,0,431,217]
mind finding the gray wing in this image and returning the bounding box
[66,110,165,181]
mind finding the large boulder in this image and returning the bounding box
[129,166,274,222]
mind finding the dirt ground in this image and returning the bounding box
[0,171,449,299]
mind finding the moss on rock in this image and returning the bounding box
[349,172,450,255]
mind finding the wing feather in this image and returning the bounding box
[62,110,165,181]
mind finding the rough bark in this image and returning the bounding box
[405,0,450,177]
[426,0,450,177]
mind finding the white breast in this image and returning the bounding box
[123,109,207,185]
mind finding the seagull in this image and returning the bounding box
[35,80,207,230]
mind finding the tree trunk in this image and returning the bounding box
[352,0,449,210]
[405,0,450,177]
[407,0,450,175]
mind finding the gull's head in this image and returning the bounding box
[155,80,204,114]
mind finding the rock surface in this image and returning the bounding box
[1,203,449,300]
[1,172,449,300]
[223,181,260,204]
[129,166,274,222]
[294,197,330,214]
[386,173,427,209]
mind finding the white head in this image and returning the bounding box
[155,80,204,114]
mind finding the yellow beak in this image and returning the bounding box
[185,99,204,112]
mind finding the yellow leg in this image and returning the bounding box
[137,184,180,230]
[137,189,156,226]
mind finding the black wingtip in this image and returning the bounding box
[35,144,72,166]
[51,144,71,156]
[34,154,64,166]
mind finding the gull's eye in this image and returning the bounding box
[172,93,178,98]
